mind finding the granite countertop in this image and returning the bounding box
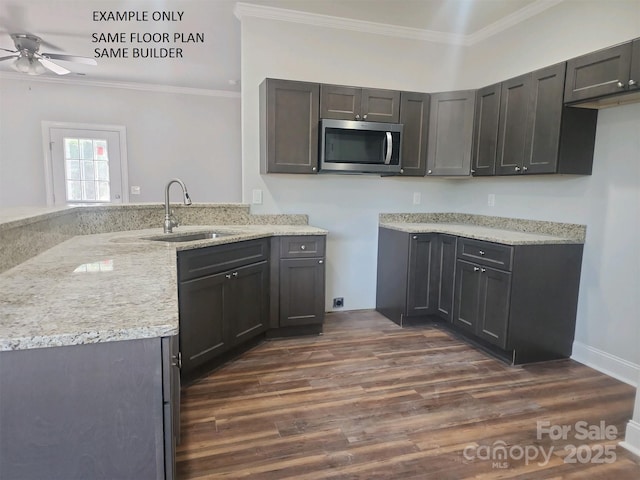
[379,222,582,245]
[0,224,327,352]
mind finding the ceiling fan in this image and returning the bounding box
[0,33,96,75]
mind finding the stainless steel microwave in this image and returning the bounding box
[319,119,403,174]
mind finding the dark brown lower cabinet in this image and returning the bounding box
[0,336,178,480]
[280,257,325,326]
[270,236,326,334]
[376,227,584,364]
[376,228,454,326]
[453,260,511,349]
[178,239,269,380]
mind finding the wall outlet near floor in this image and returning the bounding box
[333,297,344,308]
[130,186,141,195]
[488,193,496,207]
[413,192,421,205]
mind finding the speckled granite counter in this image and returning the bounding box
[0,205,327,351]
[380,213,585,245]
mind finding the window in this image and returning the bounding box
[42,122,129,206]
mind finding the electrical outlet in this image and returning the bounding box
[413,192,421,205]
[130,186,141,195]
[252,189,263,204]
[488,194,496,207]
[333,297,344,308]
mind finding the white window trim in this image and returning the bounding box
[41,121,130,206]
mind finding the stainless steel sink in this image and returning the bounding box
[146,231,232,243]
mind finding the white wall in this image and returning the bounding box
[240,3,640,376]
[0,77,242,206]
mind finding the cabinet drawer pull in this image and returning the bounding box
[629,79,637,87]
[481,268,486,273]
[300,245,306,250]
[412,235,418,239]
[479,250,485,256]
[318,260,323,264]
[232,271,238,278]
[514,166,521,172]
[355,114,360,120]
[522,166,528,172]
[225,273,231,279]
[617,81,625,88]
[473,267,480,272]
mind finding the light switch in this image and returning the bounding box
[488,194,495,207]
[413,192,421,205]
[252,189,263,204]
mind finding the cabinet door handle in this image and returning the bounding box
[225,273,231,279]
[300,245,306,250]
[617,81,625,88]
[479,250,485,256]
[522,166,528,172]
[629,79,637,87]
[232,271,238,278]
[318,260,324,264]
[355,114,360,120]
[412,235,418,239]
[363,114,368,120]
[428,169,432,174]
[312,167,317,172]
[172,352,182,369]
[514,166,521,172]
[481,268,486,273]
[473,267,480,272]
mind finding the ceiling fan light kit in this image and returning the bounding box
[1,33,97,76]
[13,55,46,75]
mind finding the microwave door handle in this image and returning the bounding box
[384,132,392,165]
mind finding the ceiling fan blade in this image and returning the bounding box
[37,56,71,75]
[0,54,19,62]
[41,52,97,66]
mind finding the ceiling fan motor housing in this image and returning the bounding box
[11,34,42,55]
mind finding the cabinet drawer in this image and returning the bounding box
[178,238,269,281]
[457,238,513,271]
[280,235,326,258]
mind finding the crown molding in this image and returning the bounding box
[0,71,241,98]
[234,0,564,47]
[234,2,467,45]
[466,0,564,45]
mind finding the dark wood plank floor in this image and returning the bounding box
[177,310,640,479]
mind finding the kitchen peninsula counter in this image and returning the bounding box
[0,205,327,351]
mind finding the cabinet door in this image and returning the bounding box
[399,92,430,176]
[229,261,269,345]
[406,234,437,316]
[436,234,457,322]
[280,257,325,326]
[362,88,401,122]
[523,63,566,174]
[477,267,511,349]
[179,272,227,375]
[496,73,531,175]
[320,84,361,120]
[564,42,632,103]
[471,83,501,176]
[426,90,475,176]
[631,38,640,92]
[452,260,481,333]
[261,79,320,174]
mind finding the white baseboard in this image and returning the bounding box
[571,341,639,387]
[620,420,640,459]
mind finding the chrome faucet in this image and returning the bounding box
[164,178,192,233]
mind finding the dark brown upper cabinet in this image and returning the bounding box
[565,38,640,105]
[399,92,430,176]
[260,78,320,174]
[490,63,596,176]
[426,90,475,176]
[320,84,400,122]
[472,83,501,176]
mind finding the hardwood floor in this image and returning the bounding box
[176,310,640,479]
